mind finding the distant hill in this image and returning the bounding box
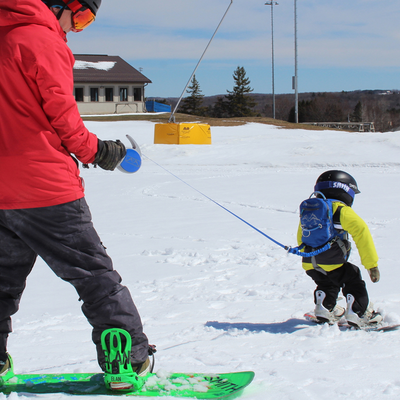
[148,90,400,132]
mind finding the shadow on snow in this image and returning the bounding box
[205,319,313,334]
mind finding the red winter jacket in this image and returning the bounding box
[0,0,98,209]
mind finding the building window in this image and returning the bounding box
[75,87,84,102]
[90,88,99,102]
[120,87,128,102]
[105,88,114,102]
[133,87,142,101]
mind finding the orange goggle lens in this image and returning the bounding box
[72,8,95,31]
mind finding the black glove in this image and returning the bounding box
[93,139,126,171]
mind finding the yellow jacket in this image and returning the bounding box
[297,201,378,272]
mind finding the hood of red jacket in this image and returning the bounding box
[0,0,67,40]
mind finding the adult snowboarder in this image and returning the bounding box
[0,0,150,389]
[298,170,382,328]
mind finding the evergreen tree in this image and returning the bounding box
[179,75,205,116]
[288,99,318,123]
[288,97,345,123]
[352,101,363,122]
[224,66,256,117]
[211,96,229,118]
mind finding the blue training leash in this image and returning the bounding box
[142,154,329,258]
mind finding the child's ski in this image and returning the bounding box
[304,311,347,326]
[304,312,400,332]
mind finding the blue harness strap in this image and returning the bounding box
[142,154,333,258]
[286,242,332,257]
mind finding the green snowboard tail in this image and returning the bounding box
[0,370,255,399]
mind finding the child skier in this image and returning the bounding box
[298,170,381,328]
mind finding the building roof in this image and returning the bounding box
[73,54,152,84]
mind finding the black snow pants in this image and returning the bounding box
[0,198,148,367]
[306,262,369,316]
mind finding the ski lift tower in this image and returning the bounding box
[293,0,298,123]
[265,1,278,119]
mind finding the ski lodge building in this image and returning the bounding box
[73,54,151,115]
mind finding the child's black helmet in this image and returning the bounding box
[314,170,360,206]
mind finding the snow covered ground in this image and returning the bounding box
[3,120,400,400]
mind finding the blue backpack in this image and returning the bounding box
[300,192,342,248]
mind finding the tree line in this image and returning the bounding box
[179,66,257,118]
[157,66,400,132]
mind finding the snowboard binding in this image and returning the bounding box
[100,328,145,392]
[0,354,14,384]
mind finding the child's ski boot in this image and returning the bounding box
[314,290,345,324]
[345,294,382,329]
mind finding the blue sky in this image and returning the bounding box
[67,0,400,98]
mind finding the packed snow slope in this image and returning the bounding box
[3,121,400,400]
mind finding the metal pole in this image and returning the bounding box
[168,0,233,123]
[265,1,278,119]
[294,0,298,123]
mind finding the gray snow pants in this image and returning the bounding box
[0,198,148,367]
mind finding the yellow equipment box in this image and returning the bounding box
[154,123,211,145]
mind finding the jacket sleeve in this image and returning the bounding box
[35,39,98,164]
[297,222,302,246]
[340,206,378,270]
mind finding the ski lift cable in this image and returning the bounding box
[168,0,233,123]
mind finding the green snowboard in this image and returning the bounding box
[0,328,254,398]
[0,370,255,398]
